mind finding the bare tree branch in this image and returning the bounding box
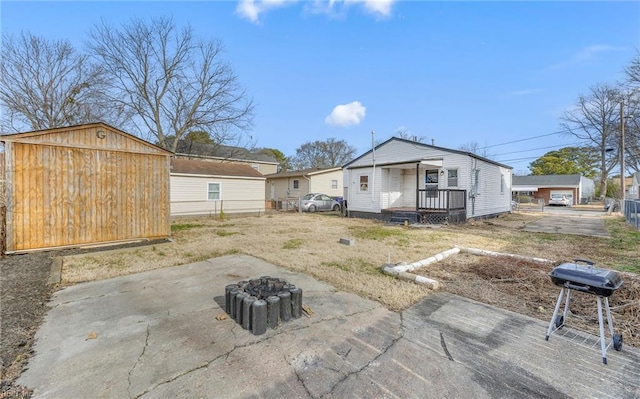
[560,83,622,197]
[0,32,126,132]
[86,17,254,151]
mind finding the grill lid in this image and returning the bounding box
[549,261,623,296]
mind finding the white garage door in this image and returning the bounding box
[550,190,573,206]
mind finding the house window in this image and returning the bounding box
[359,175,369,191]
[208,182,221,200]
[425,169,439,197]
[448,169,458,187]
[500,174,505,194]
[331,179,338,190]
[293,179,299,189]
[426,169,439,185]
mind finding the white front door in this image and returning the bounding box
[389,169,402,207]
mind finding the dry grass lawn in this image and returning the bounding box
[62,211,638,310]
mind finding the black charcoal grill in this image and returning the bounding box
[545,259,623,364]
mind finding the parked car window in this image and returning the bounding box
[208,182,221,200]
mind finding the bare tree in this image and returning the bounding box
[86,17,254,152]
[0,32,119,132]
[290,138,356,170]
[394,127,426,143]
[625,49,640,87]
[459,141,493,158]
[623,51,640,173]
[561,83,622,197]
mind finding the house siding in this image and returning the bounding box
[309,172,343,197]
[265,169,342,200]
[343,139,512,219]
[170,174,265,216]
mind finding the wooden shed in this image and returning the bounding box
[0,123,172,253]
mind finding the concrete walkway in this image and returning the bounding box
[19,254,640,398]
[523,215,610,238]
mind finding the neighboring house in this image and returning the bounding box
[0,123,172,254]
[628,172,640,200]
[342,137,513,224]
[512,174,595,206]
[172,140,279,175]
[264,167,343,201]
[170,158,266,217]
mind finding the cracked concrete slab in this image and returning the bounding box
[19,254,640,399]
[523,215,610,237]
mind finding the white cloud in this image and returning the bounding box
[305,0,395,19]
[503,88,544,98]
[236,0,294,24]
[325,101,366,127]
[544,45,625,71]
[358,0,394,17]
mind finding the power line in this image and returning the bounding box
[492,142,583,157]
[481,129,572,150]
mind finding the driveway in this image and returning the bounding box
[19,254,640,398]
[523,213,610,238]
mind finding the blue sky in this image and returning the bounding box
[2,1,639,174]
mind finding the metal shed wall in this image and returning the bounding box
[2,124,171,252]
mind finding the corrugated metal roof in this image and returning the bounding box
[171,158,265,178]
[512,174,582,187]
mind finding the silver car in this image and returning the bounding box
[295,193,341,212]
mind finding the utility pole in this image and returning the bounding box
[620,100,626,205]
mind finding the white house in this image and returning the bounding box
[170,158,266,217]
[264,167,343,202]
[342,137,513,223]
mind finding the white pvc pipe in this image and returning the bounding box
[393,247,461,273]
[455,246,554,264]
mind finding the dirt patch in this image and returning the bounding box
[0,239,169,398]
[424,254,640,347]
[0,252,53,398]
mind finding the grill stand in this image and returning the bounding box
[545,287,621,364]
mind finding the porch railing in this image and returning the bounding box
[417,189,466,211]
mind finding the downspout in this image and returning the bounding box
[371,131,376,204]
[303,174,311,193]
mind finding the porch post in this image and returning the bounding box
[416,163,420,212]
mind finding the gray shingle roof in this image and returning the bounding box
[174,140,278,164]
[512,174,582,187]
[171,158,265,178]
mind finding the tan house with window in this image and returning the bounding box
[264,167,343,205]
